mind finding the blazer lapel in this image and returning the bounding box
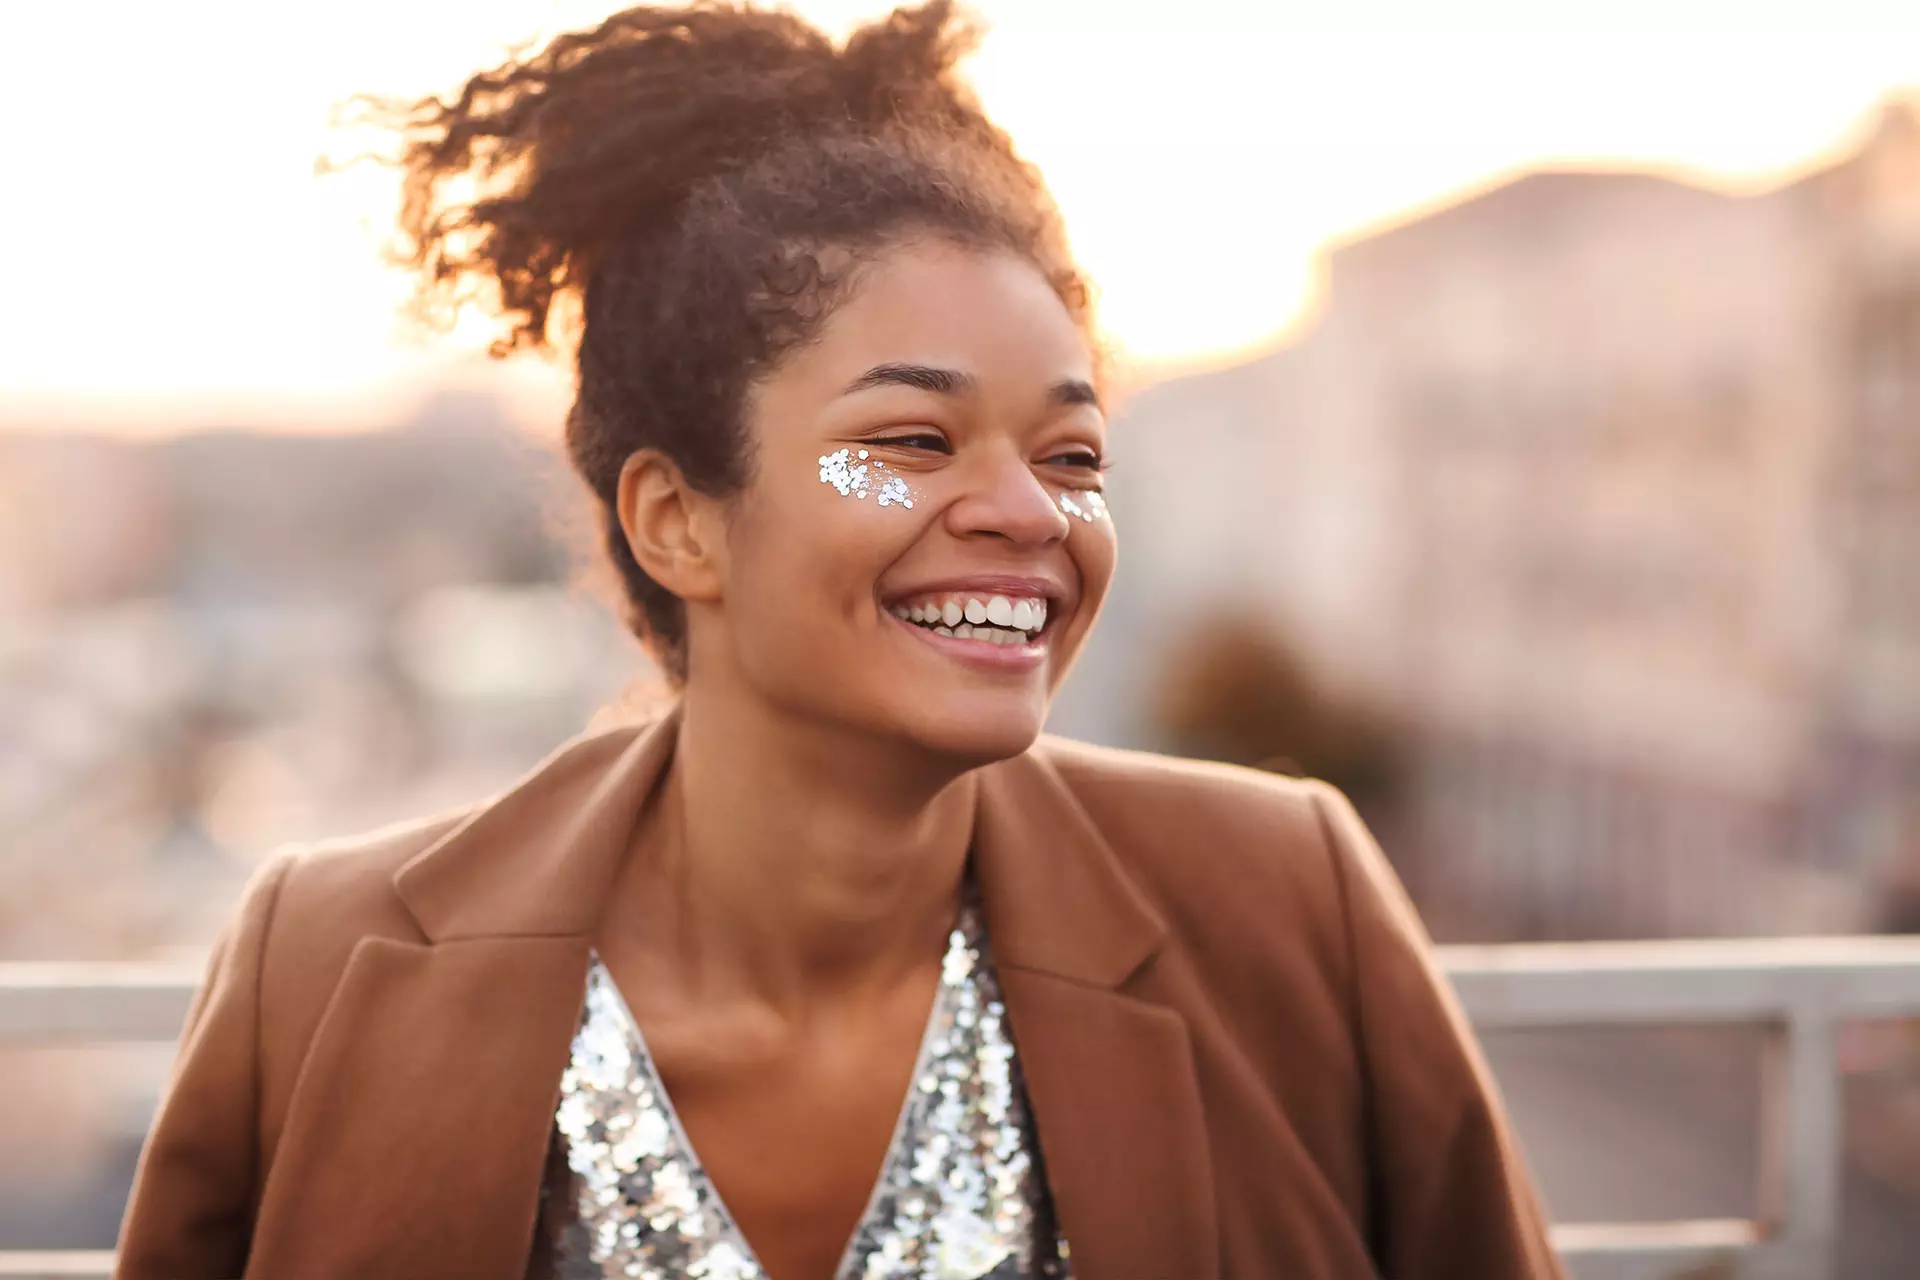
[974,744,1220,1280]
[249,935,591,1278]
[251,711,683,1278]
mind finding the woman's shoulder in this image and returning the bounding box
[1028,734,1347,866]
[242,718,659,967]
[1030,733,1336,814]
[1023,735,1364,944]
[232,804,483,999]
[1017,738,1394,1106]
[270,805,480,925]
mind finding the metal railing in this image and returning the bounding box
[1447,936,1920,1279]
[3,936,1919,1280]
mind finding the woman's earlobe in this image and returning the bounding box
[616,450,725,603]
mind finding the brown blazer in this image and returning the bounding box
[116,707,1565,1280]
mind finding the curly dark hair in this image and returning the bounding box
[366,0,1094,681]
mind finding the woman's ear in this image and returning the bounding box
[616,449,726,604]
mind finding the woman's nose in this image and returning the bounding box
[948,446,1072,547]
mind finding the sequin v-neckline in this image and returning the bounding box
[594,927,950,1279]
[549,883,1072,1279]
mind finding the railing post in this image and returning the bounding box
[1756,1008,1842,1280]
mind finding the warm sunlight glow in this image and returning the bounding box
[4,1,1918,431]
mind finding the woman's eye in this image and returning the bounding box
[868,432,951,454]
[1047,449,1107,471]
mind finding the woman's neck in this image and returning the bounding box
[607,681,976,1017]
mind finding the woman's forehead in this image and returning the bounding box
[782,240,1095,397]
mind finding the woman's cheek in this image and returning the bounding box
[1055,484,1117,600]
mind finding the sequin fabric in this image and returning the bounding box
[547,886,1073,1280]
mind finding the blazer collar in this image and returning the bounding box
[393,706,682,942]
[391,707,1166,991]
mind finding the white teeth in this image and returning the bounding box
[907,614,1038,646]
[894,594,1049,641]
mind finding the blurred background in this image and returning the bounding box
[4,0,1919,1271]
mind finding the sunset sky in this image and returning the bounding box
[4,0,1918,432]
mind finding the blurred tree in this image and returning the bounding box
[1149,612,1404,815]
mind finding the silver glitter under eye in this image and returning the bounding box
[546,883,1072,1280]
[819,447,917,509]
[1057,489,1108,523]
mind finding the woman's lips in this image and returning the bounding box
[886,609,1048,671]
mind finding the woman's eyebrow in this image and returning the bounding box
[1051,378,1100,409]
[842,362,977,396]
[839,363,1101,412]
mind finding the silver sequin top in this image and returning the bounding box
[543,884,1074,1280]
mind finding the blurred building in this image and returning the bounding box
[0,391,655,964]
[1077,99,1920,940]
[1824,105,1920,930]
[0,394,660,1236]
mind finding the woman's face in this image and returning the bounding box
[702,236,1115,765]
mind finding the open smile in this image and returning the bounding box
[882,588,1054,670]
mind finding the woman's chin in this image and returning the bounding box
[893,700,1049,769]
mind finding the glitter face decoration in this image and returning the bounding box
[817,448,1107,531]
[1057,489,1109,524]
[818,448,915,508]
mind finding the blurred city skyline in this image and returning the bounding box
[6,0,1920,433]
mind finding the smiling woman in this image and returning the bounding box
[112,4,1564,1279]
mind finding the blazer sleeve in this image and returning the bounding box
[1308,781,1566,1280]
[114,848,298,1280]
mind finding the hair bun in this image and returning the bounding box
[364,0,1021,356]
[836,0,983,130]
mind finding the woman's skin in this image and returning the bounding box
[594,235,1117,1279]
